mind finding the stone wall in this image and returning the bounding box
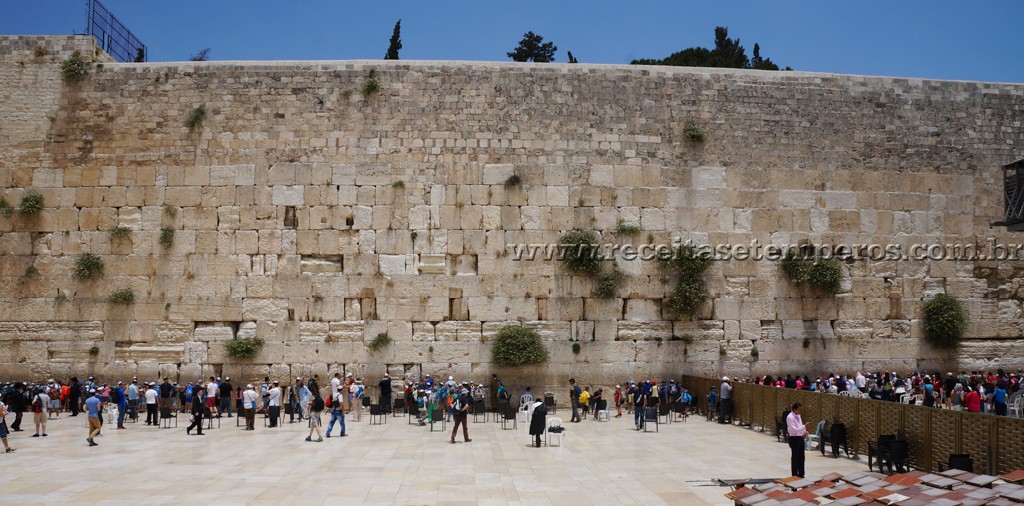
[1,36,1023,397]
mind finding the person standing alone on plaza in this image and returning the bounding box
[219,377,233,418]
[379,373,392,413]
[242,384,258,431]
[449,383,472,444]
[568,378,582,423]
[325,387,346,438]
[719,376,733,424]
[305,392,324,442]
[186,385,205,436]
[85,390,101,447]
[786,403,811,477]
[144,383,158,425]
[31,387,49,437]
[267,381,282,427]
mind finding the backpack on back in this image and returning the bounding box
[32,396,43,414]
[312,396,325,412]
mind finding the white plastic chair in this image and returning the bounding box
[1009,396,1022,418]
[517,403,531,425]
[806,420,825,451]
[595,399,610,421]
[838,391,850,397]
[546,417,564,447]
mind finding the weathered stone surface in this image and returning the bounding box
[0,36,1022,388]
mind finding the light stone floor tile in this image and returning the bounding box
[0,412,867,505]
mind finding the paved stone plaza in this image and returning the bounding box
[0,410,866,505]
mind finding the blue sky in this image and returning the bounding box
[3,0,1023,83]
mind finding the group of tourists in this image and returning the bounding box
[724,369,1024,416]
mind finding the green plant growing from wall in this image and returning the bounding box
[19,193,44,215]
[363,69,381,95]
[368,333,392,352]
[391,180,405,190]
[34,45,49,58]
[61,52,88,82]
[159,227,175,250]
[73,253,104,279]
[107,288,135,304]
[615,223,640,236]
[922,293,968,349]
[109,226,130,240]
[88,345,100,356]
[504,174,522,189]
[593,267,625,299]
[719,344,727,356]
[572,342,581,354]
[780,248,843,294]
[659,244,713,319]
[185,105,206,134]
[22,266,39,280]
[0,199,12,218]
[750,347,759,358]
[491,326,549,366]
[53,293,67,306]
[224,337,265,359]
[558,230,602,275]
[683,123,706,142]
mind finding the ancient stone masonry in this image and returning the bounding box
[1,36,1023,395]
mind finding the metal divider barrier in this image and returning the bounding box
[681,375,1024,474]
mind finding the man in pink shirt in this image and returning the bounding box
[786,402,812,477]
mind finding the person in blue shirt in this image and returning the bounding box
[994,382,1008,416]
[115,382,128,429]
[85,390,101,447]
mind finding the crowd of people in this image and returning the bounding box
[713,369,1024,417]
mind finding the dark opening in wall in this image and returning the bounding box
[284,206,297,229]
[1003,160,1024,231]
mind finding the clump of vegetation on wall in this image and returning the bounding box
[683,124,706,142]
[780,248,843,294]
[491,326,549,366]
[0,199,13,218]
[559,230,602,276]
[73,253,104,279]
[19,193,44,215]
[61,51,88,82]
[593,267,625,299]
[504,174,522,189]
[922,293,968,349]
[185,105,206,134]
[107,288,135,304]
[368,333,392,352]
[109,226,130,240]
[159,227,175,250]
[363,69,381,95]
[224,337,265,359]
[659,244,713,319]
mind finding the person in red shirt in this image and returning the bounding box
[963,386,982,413]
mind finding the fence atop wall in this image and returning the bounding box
[682,375,1024,475]
[85,0,146,63]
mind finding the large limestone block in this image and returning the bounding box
[434,321,482,342]
[624,299,660,321]
[328,321,364,342]
[0,321,104,341]
[242,298,288,321]
[193,324,235,342]
[616,321,672,341]
[673,320,725,341]
[379,254,409,276]
[523,320,571,341]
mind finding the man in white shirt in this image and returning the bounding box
[786,403,812,477]
[144,384,159,425]
[206,377,219,417]
[267,381,282,427]
[855,372,866,393]
[242,384,259,431]
[331,373,341,396]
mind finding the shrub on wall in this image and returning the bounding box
[491,326,549,366]
[224,337,265,359]
[558,230,601,275]
[61,52,88,82]
[780,249,843,294]
[18,193,44,215]
[922,293,968,349]
[660,244,713,319]
[73,253,104,279]
[368,333,392,352]
[592,268,625,299]
[107,288,135,304]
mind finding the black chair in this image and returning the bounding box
[161,412,178,429]
[776,410,791,442]
[544,395,556,414]
[429,408,445,432]
[369,404,386,425]
[658,402,672,424]
[820,422,852,458]
[643,406,659,433]
[501,406,517,430]
[937,453,974,473]
[472,400,487,423]
[362,397,371,409]
[868,435,897,472]
[885,439,909,474]
[393,398,405,414]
